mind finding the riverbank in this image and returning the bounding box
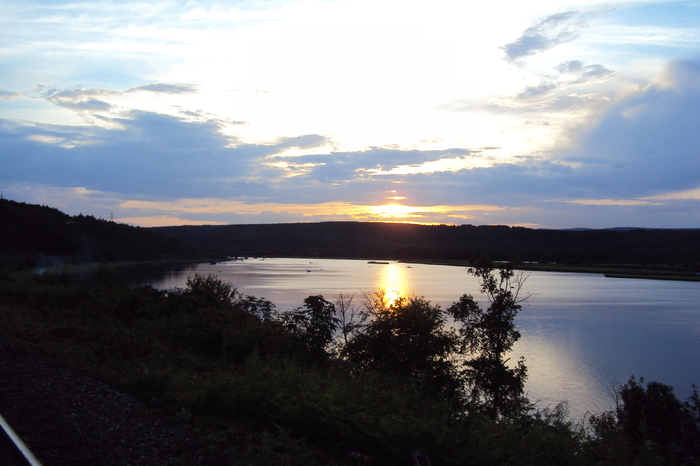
[399,259,700,282]
[2,259,699,464]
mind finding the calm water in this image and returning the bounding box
[143,257,700,420]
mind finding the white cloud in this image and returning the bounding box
[502,11,589,63]
[2,0,700,228]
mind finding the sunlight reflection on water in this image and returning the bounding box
[145,258,700,421]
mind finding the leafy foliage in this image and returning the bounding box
[342,295,459,396]
[448,255,529,417]
[185,272,237,306]
[588,376,700,464]
[280,295,340,361]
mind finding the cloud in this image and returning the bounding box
[517,82,558,99]
[0,111,246,198]
[35,86,117,112]
[33,83,199,113]
[4,59,700,229]
[445,88,609,115]
[0,89,22,101]
[346,56,700,220]
[555,60,585,73]
[0,110,339,202]
[117,216,227,227]
[10,55,699,214]
[557,58,700,199]
[278,147,480,184]
[127,83,199,94]
[555,60,615,84]
[564,199,660,206]
[271,134,334,153]
[444,57,615,115]
[644,187,700,201]
[502,11,587,63]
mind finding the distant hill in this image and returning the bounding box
[4,198,698,269]
[0,199,196,265]
[154,222,700,267]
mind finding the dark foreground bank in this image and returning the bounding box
[0,266,698,465]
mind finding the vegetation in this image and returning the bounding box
[154,222,700,274]
[2,263,698,465]
[3,199,700,279]
[588,377,700,465]
[0,198,197,268]
[3,200,699,463]
[448,255,529,418]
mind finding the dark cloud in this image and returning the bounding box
[558,59,700,198]
[0,110,342,202]
[0,111,261,199]
[502,11,587,63]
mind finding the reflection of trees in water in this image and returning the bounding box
[125,262,197,287]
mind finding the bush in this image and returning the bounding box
[588,376,700,464]
[342,295,459,397]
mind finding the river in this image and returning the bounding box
[140,257,700,421]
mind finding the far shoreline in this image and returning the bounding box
[12,256,700,283]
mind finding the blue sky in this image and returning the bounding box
[1,0,699,228]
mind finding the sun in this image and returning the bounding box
[370,204,415,219]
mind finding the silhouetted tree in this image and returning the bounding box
[588,376,700,464]
[335,292,363,346]
[342,294,459,396]
[448,255,529,417]
[185,273,236,306]
[280,295,340,360]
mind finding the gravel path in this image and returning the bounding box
[0,335,199,466]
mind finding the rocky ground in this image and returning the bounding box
[0,334,212,466]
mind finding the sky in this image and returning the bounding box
[1,0,700,229]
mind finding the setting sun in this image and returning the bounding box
[370,204,417,219]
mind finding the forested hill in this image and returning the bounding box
[0,199,196,264]
[4,197,698,268]
[154,222,700,267]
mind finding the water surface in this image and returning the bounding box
[144,258,700,420]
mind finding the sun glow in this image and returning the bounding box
[116,198,504,227]
[370,204,416,219]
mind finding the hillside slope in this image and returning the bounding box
[1,199,196,264]
[154,222,700,267]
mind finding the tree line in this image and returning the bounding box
[155,221,700,268]
[0,199,196,265]
[4,198,700,270]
